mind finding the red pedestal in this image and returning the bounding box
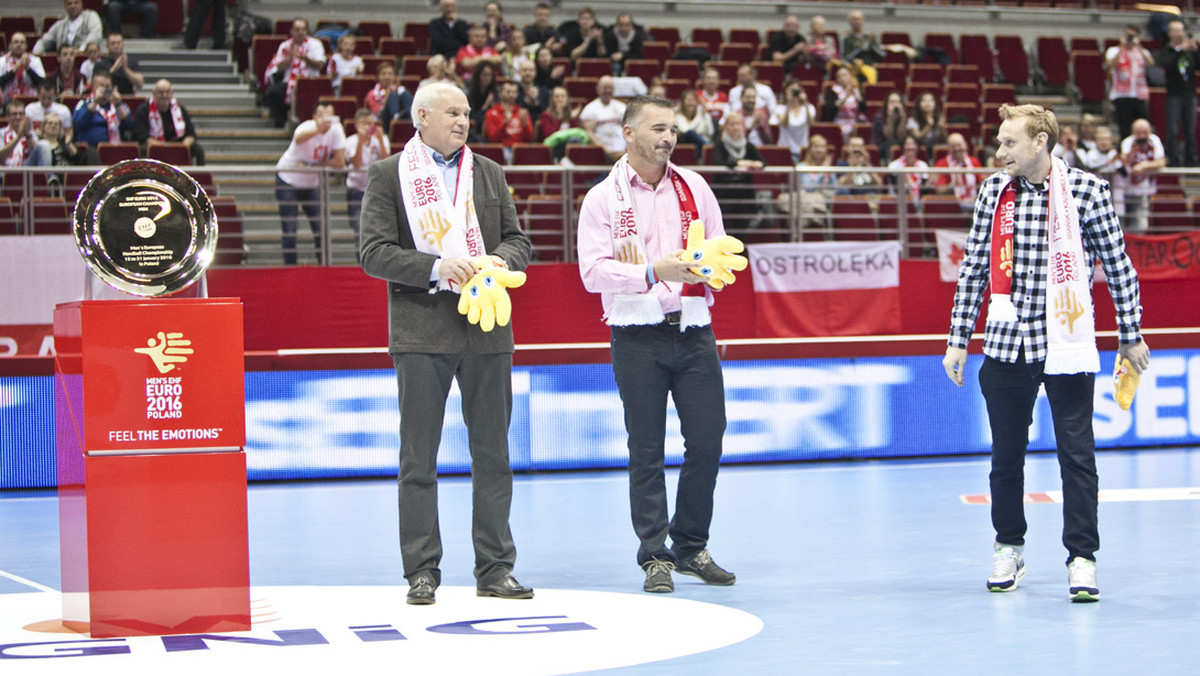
[54,298,250,639]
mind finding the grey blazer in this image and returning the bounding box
[360,151,532,355]
[33,11,105,55]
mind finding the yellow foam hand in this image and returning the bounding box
[679,221,748,289]
[456,257,527,332]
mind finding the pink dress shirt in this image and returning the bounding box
[577,161,726,321]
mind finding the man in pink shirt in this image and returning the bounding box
[577,95,738,595]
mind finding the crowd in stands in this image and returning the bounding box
[4,0,1200,247]
[234,1,1198,239]
[1,0,208,179]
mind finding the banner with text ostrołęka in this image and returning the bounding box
[748,241,902,338]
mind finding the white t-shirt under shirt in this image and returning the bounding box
[580,98,626,153]
[344,133,387,190]
[276,119,347,188]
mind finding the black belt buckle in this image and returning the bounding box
[663,311,681,326]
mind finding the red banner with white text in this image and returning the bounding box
[749,241,902,337]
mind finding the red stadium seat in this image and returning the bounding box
[625,59,661,86]
[1071,51,1106,104]
[400,55,431,78]
[575,58,610,79]
[472,144,507,165]
[959,34,994,83]
[339,76,376,105]
[30,197,72,235]
[719,43,756,65]
[648,26,680,52]
[402,22,430,53]
[993,35,1029,86]
[1036,36,1070,86]
[832,195,878,242]
[211,196,245,266]
[356,21,393,47]
[691,28,723,55]
[378,37,417,59]
[664,60,699,84]
[317,95,357,122]
[728,29,760,49]
[924,33,959,65]
[98,142,139,165]
[147,143,192,166]
[291,77,334,123]
[641,41,671,64]
[946,64,982,85]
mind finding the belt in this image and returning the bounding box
[662,311,681,326]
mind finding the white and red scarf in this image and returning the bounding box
[147,97,186,142]
[989,157,1098,373]
[264,38,312,104]
[398,134,483,293]
[1,53,43,97]
[81,93,120,143]
[1,125,28,166]
[366,84,391,116]
[605,156,709,329]
[1112,46,1149,100]
[942,154,980,203]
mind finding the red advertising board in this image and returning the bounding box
[54,298,250,638]
[55,298,245,454]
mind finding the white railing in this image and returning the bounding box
[2,163,1195,266]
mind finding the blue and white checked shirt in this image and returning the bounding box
[948,167,1143,363]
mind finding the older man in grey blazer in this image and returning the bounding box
[360,82,533,606]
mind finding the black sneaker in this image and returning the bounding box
[676,549,736,586]
[643,558,674,593]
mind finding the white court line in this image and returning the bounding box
[0,569,56,593]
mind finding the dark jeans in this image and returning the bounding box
[1111,97,1149,141]
[392,349,516,585]
[979,353,1098,563]
[263,75,289,127]
[610,322,726,567]
[184,0,227,48]
[1164,93,1197,167]
[106,0,159,37]
[275,175,321,265]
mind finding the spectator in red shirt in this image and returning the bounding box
[484,80,533,156]
[456,26,502,80]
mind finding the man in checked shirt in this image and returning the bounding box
[942,104,1150,603]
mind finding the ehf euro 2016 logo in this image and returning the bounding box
[134,331,193,420]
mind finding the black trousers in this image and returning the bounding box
[979,353,1098,564]
[610,323,726,567]
[184,0,227,49]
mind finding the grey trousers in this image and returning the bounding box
[392,349,516,586]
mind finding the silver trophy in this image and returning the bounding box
[73,159,217,297]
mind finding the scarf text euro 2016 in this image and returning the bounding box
[753,251,897,277]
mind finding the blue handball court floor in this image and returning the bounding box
[2,448,1199,674]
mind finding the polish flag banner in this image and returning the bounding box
[748,241,902,337]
